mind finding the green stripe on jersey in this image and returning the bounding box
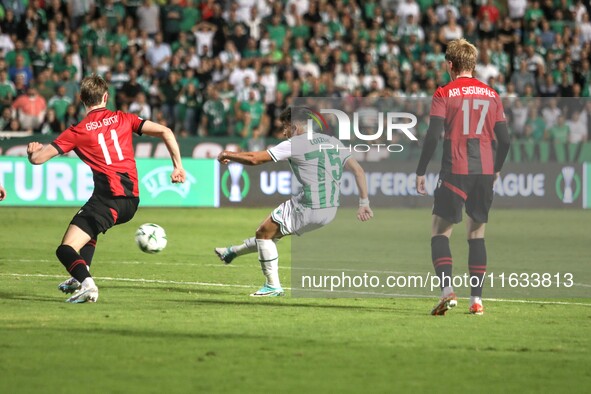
[268,149,278,162]
[291,134,347,209]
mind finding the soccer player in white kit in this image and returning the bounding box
[216,106,373,296]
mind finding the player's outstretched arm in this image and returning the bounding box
[27,142,59,165]
[0,184,6,201]
[493,121,511,178]
[415,116,444,195]
[345,158,373,222]
[217,150,273,166]
[141,121,185,183]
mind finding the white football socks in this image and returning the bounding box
[470,296,482,306]
[232,237,258,256]
[232,237,279,256]
[256,239,281,288]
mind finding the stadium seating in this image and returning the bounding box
[0,0,589,147]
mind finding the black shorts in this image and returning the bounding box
[433,174,494,224]
[70,194,140,239]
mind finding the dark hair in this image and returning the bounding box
[279,107,292,124]
[80,75,109,107]
[279,106,313,125]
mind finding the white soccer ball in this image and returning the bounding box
[135,223,167,254]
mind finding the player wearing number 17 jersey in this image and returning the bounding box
[415,39,511,316]
[214,106,373,296]
[27,75,185,303]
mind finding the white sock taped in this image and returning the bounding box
[256,239,280,288]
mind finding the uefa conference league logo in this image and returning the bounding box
[556,166,581,204]
[221,162,250,202]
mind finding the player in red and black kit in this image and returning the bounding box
[27,75,185,303]
[415,39,511,316]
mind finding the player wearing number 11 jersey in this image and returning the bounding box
[27,75,185,303]
[215,106,373,296]
[415,39,511,316]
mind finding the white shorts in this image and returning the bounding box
[271,199,338,236]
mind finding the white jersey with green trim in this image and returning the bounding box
[267,133,351,208]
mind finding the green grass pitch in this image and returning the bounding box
[0,207,590,393]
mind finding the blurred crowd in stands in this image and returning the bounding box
[0,0,590,144]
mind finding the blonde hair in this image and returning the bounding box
[445,39,478,73]
[80,75,109,107]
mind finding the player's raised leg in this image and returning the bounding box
[430,215,457,315]
[467,217,487,315]
[214,237,257,264]
[56,224,99,303]
[215,237,282,264]
[251,215,284,297]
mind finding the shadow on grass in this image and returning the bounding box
[0,290,57,303]
[0,289,431,316]
[101,284,230,295]
[104,284,432,314]
[0,324,272,342]
[172,297,422,314]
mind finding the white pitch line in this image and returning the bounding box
[3,259,53,263]
[7,259,591,288]
[484,298,591,306]
[0,273,253,289]
[1,272,590,307]
[2,259,244,268]
[8,259,413,273]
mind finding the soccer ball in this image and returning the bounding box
[135,223,167,254]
